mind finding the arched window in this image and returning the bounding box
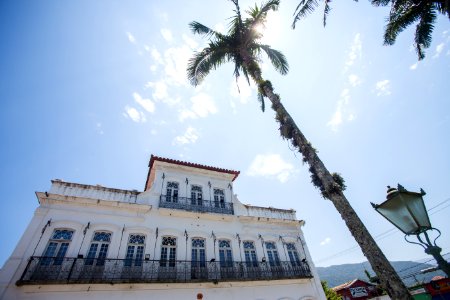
[191,238,207,279]
[125,234,145,267]
[166,182,179,203]
[213,188,225,208]
[243,241,258,267]
[286,243,301,266]
[190,185,203,206]
[41,229,74,266]
[160,236,176,267]
[85,231,111,266]
[218,239,233,267]
[265,241,281,266]
[191,238,206,267]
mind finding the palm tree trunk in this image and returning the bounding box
[241,53,412,300]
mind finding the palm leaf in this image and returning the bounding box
[258,44,289,75]
[187,41,231,86]
[247,0,279,27]
[257,91,266,112]
[292,0,320,29]
[371,0,392,6]
[414,3,436,59]
[189,21,223,39]
[323,0,331,26]
[383,4,422,45]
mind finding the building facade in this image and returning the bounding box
[0,155,326,300]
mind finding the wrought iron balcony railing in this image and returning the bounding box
[17,256,312,285]
[159,195,234,215]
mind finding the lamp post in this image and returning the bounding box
[371,184,450,277]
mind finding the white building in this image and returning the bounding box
[0,155,326,300]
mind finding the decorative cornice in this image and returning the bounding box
[51,179,140,195]
[36,192,151,213]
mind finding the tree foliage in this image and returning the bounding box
[321,281,342,300]
[292,0,449,60]
[187,0,288,111]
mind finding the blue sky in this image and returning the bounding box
[0,0,449,270]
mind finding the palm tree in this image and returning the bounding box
[374,0,449,60]
[292,0,449,60]
[187,1,411,299]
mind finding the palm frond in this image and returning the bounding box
[187,41,231,86]
[229,0,244,39]
[189,21,223,39]
[371,0,391,6]
[247,0,279,27]
[323,0,331,27]
[257,91,266,112]
[292,0,320,29]
[383,4,422,45]
[258,44,289,75]
[414,3,436,60]
[433,0,450,17]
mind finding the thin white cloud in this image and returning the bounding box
[247,154,296,183]
[348,74,361,87]
[327,89,354,132]
[133,92,155,113]
[182,34,198,50]
[96,122,104,135]
[320,237,331,246]
[344,33,362,71]
[328,110,342,131]
[179,110,197,121]
[145,80,169,101]
[161,28,173,42]
[126,32,136,44]
[173,127,199,145]
[123,106,146,123]
[163,45,192,86]
[179,92,218,121]
[191,93,217,117]
[151,48,163,64]
[433,43,445,59]
[409,63,418,70]
[230,76,253,104]
[375,80,391,96]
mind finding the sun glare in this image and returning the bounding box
[259,11,280,44]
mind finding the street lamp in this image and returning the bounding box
[371,184,450,277]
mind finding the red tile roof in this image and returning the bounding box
[332,279,375,292]
[145,155,240,191]
[149,155,240,179]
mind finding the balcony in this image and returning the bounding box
[159,195,234,215]
[16,257,312,285]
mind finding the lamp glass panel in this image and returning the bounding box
[401,193,431,229]
[377,195,418,234]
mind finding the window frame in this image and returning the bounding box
[124,234,146,267]
[243,240,258,267]
[190,185,203,206]
[85,231,112,266]
[265,241,281,267]
[160,236,177,267]
[41,228,74,266]
[166,181,179,203]
[213,188,226,208]
[218,239,233,268]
